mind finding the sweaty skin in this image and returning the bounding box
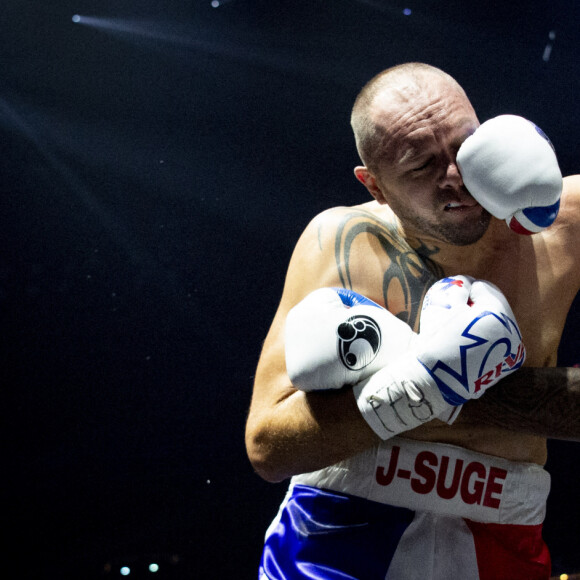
[245,69,580,483]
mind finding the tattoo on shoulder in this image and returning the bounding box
[333,209,444,328]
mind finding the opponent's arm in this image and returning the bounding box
[460,366,580,441]
[457,115,563,234]
[455,123,580,438]
[457,118,580,285]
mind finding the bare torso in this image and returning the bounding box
[246,176,580,482]
[328,187,580,465]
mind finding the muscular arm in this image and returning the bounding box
[247,376,378,483]
[245,205,436,482]
[461,366,580,441]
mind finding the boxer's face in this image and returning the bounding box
[362,78,490,246]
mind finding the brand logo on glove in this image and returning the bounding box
[337,315,381,370]
[473,341,525,393]
[424,311,525,405]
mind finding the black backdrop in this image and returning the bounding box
[3,1,580,577]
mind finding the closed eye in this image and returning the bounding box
[412,157,433,172]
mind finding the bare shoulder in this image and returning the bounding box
[282,201,396,304]
[300,201,395,256]
[285,202,441,328]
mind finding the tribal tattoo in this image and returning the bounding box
[332,209,444,330]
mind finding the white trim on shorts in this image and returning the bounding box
[291,437,550,525]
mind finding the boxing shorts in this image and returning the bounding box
[259,437,551,580]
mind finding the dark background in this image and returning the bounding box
[3,1,579,578]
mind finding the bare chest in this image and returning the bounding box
[359,209,578,367]
[477,247,576,367]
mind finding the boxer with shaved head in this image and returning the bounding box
[246,63,580,579]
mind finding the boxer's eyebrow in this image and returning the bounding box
[395,117,477,167]
[397,139,435,167]
[398,147,420,166]
[395,133,433,166]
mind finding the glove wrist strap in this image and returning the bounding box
[353,357,450,440]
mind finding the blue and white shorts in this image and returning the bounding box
[259,437,551,579]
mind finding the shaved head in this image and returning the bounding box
[351,63,471,173]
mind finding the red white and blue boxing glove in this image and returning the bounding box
[456,115,562,235]
[285,277,525,439]
[353,276,525,438]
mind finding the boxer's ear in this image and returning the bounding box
[354,166,387,204]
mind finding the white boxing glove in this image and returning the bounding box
[285,287,415,391]
[353,276,526,439]
[456,115,562,234]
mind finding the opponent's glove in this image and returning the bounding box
[353,276,525,439]
[456,115,562,235]
[285,287,415,392]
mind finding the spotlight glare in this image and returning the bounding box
[72,14,81,23]
[149,563,160,573]
[211,1,220,7]
[120,567,131,576]
[403,8,412,15]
